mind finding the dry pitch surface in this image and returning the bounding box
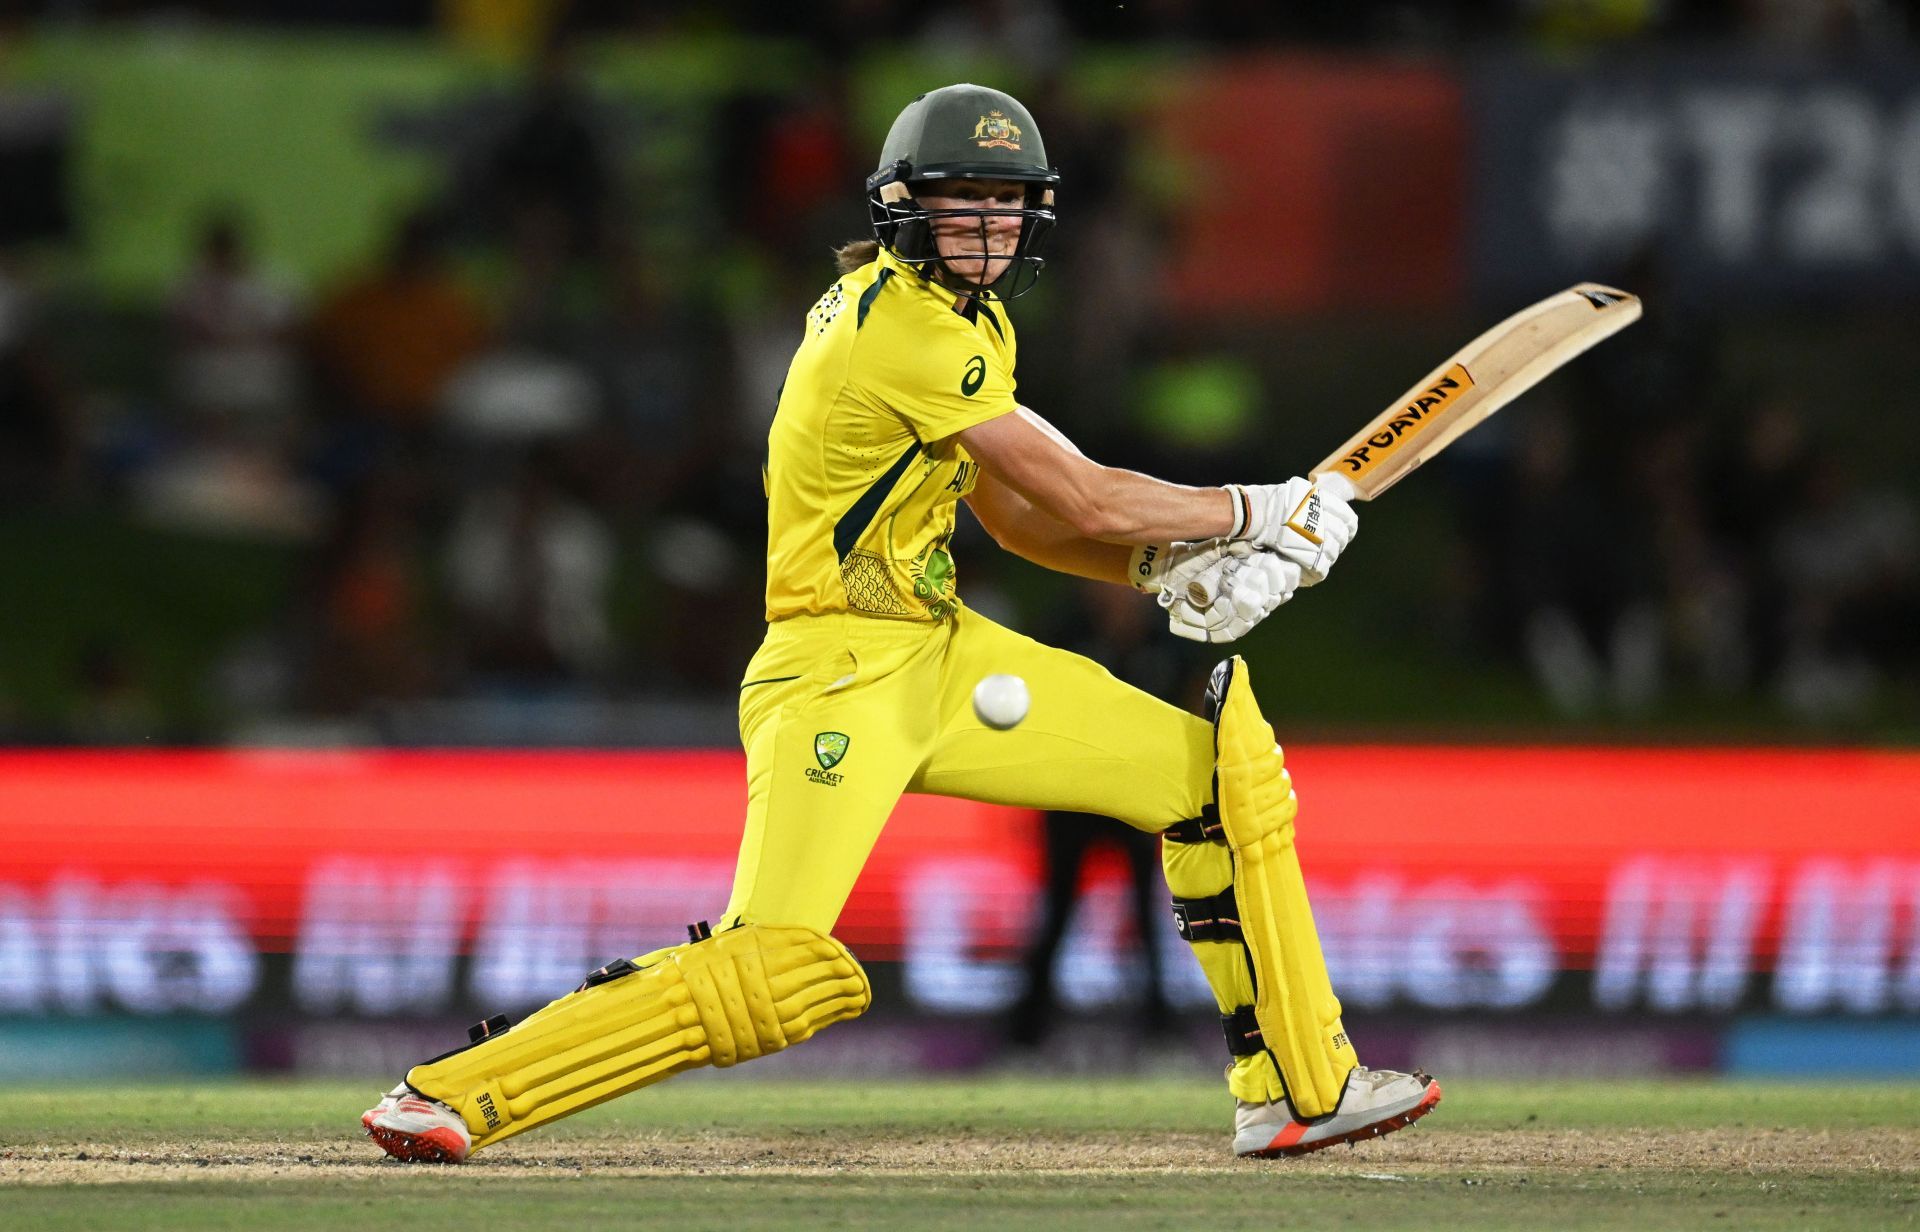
[2,1077,1916,1230]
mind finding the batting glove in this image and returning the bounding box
[1162,549,1302,643]
[1127,538,1244,600]
[1225,477,1359,586]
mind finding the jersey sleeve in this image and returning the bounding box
[851,308,1017,442]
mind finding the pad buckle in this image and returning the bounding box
[577,957,641,992]
[467,1013,511,1044]
[1162,805,1225,845]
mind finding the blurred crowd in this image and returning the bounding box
[14,1,1920,51]
[0,3,1916,745]
[1455,257,1920,727]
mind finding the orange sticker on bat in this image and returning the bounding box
[1335,364,1475,476]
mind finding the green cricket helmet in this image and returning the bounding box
[866,83,1060,300]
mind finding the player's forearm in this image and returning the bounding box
[999,524,1133,585]
[966,476,1133,584]
[955,407,1239,545]
[1066,464,1238,545]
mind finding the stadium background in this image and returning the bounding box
[1,1,1916,1089]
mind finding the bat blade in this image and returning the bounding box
[1312,283,1642,501]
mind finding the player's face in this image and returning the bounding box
[914,178,1026,289]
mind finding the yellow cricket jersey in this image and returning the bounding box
[762,247,1019,622]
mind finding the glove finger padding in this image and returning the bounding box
[1237,555,1293,620]
[1178,540,1252,609]
[1167,604,1243,643]
[1162,580,1237,643]
[1250,554,1301,620]
[1164,551,1299,643]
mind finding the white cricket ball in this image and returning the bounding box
[971,673,1030,730]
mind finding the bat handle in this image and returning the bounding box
[1312,470,1357,503]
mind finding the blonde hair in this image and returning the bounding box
[833,239,880,274]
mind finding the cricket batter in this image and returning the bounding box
[363,83,1440,1163]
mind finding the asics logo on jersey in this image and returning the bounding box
[961,355,986,397]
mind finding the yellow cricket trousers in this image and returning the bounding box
[724,605,1216,933]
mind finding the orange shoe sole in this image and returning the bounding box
[366,1123,468,1164]
[1246,1078,1443,1158]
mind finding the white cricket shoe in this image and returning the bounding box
[362,1083,472,1164]
[1234,1066,1441,1157]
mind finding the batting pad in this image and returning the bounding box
[1162,836,1279,1105]
[407,924,871,1153]
[1211,656,1358,1118]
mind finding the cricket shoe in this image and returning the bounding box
[1234,1066,1441,1157]
[362,1083,472,1163]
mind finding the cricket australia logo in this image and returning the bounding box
[972,110,1022,150]
[807,732,849,786]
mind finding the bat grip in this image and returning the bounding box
[1312,470,1357,503]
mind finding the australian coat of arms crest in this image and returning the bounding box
[971,110,1022,150]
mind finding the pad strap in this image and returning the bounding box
[1221,1005,1264,1057]
[1172,891,1242,943]
[1162,805,1225,845]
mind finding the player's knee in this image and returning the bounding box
[1208,656,1299,848]
[1162,822,1233,898]
[683,921,872,1065]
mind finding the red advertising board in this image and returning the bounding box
[1158,56,1465,315]
[1,748,1917,1019]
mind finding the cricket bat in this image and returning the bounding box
[1310,283,1642,503]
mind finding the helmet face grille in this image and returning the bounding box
[866,164,1058,300]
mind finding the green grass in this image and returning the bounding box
[2,1077,1917,1230]
[5,1173,1903,1232]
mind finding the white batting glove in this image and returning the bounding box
[1225,477,1359,586]
[1162,549,1301,643]
[1127,539,1244,602]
